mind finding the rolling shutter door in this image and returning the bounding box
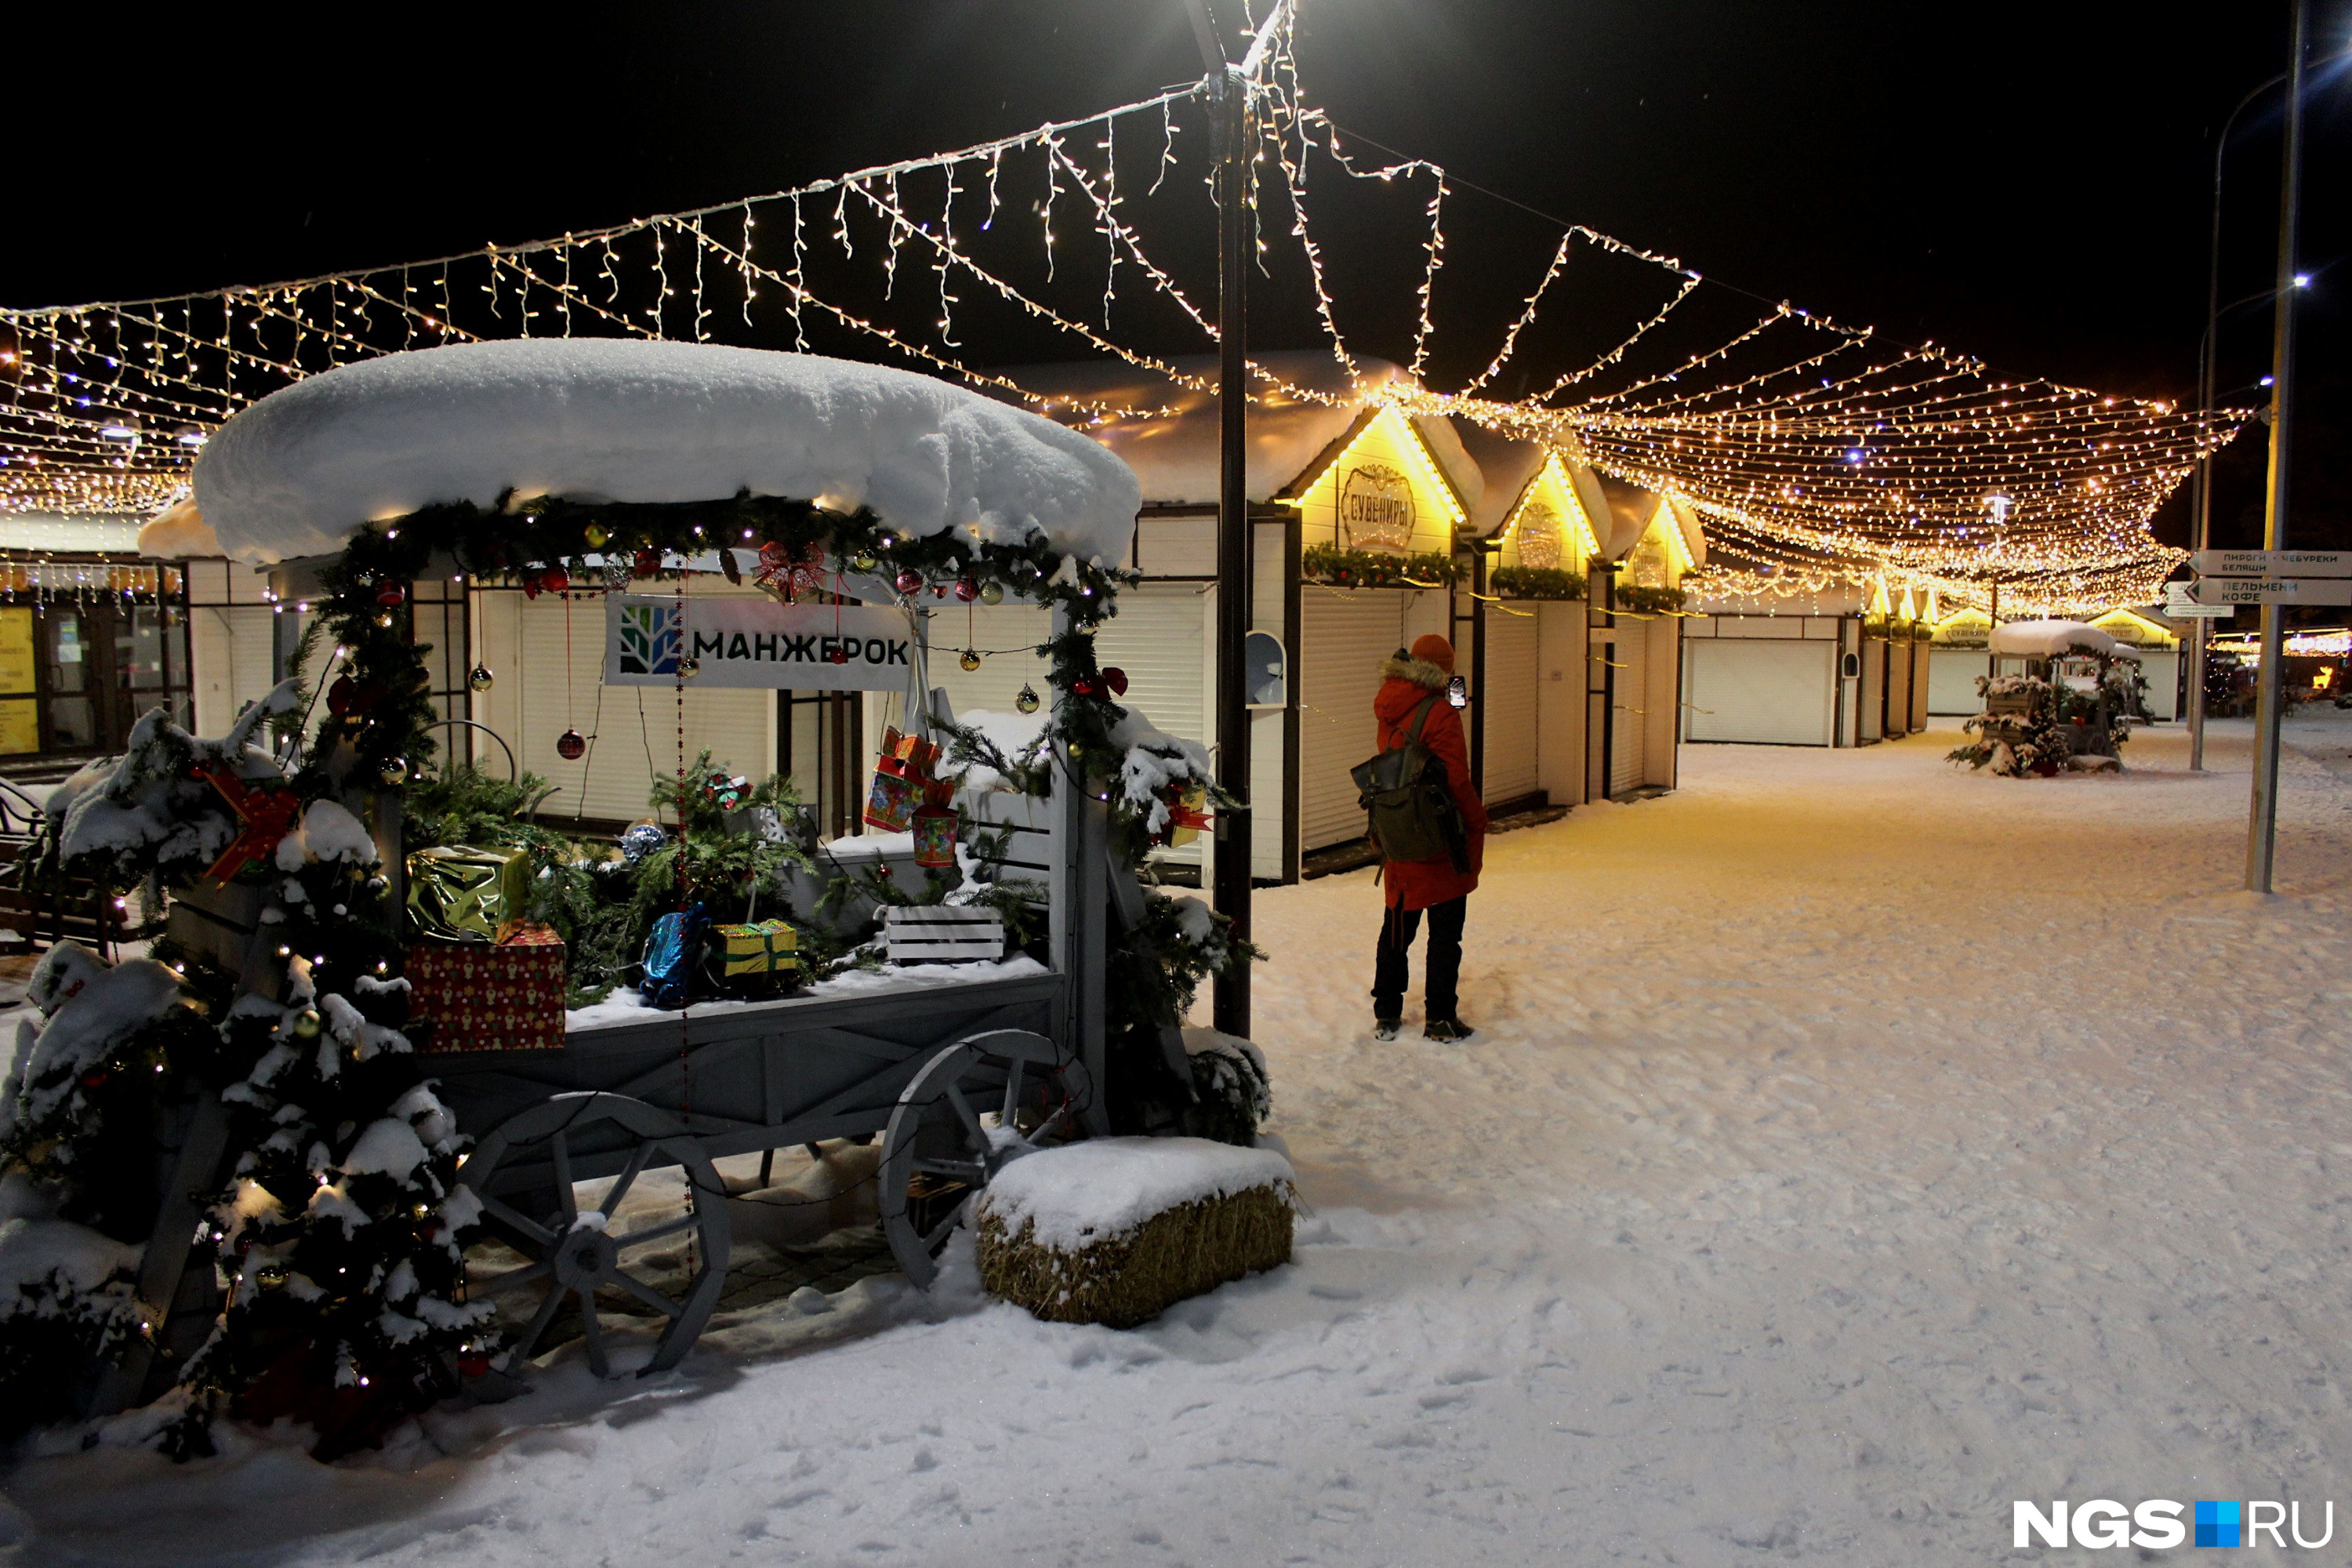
[1928,649,1985,714]
[1299,590,1407,851]
[1094,586,1210,868]
[1857,641,1885,743]
[1609,619,1648,795]
[1886,641,1915,735]
[1684,639,1835,746]
[1482,610,1540,803]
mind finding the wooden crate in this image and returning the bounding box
[882,906,1006,965]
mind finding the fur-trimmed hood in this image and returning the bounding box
[1379,652,1450,691]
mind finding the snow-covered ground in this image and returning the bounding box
[10,713,2352,1566]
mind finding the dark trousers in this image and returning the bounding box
[1372,896,1466,1022]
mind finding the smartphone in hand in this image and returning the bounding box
[1446,675,1468,709]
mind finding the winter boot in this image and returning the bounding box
[1372,1016,1402,1042]
[1424,1017,1475,1044]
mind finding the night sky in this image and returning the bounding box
[10,1,2340,551]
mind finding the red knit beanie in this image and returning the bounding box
[1410,633,1456,674]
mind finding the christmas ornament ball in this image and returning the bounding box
[556,728,588,761]
[379,755,408,786]
[583,523,609,548]
[375,581,406,608]
[954,575,981,603]
[894,568,924,597]
[678,655,702,679]
[290,1007,323,1040]
[468,664,495,692]
[851,549,879,573]
[959,648,982,673]
[619,821,667,862]
[978,580,1004,606]
[1014,683,1041,715]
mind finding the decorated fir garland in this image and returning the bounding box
[1488,565,1585,601]
[1300,543,1459,590]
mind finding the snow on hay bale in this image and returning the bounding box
[189,339,1142,565]
[975,1137,1294,1329]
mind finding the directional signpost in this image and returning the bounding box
[2164,584,2235,620]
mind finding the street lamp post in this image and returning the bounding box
[2246,0,2309,894]
[2190,66,2292,771]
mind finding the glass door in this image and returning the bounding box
[42,608,98,753]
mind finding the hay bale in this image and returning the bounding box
[975,1137,1294,1329]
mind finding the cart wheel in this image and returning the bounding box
[878,1029,1086,1289]
[456,1091,731,1379]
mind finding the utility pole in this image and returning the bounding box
[1189,1,1285,1035]
[2247,0,2308,893]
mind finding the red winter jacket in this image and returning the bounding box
[1371,652,1489,910]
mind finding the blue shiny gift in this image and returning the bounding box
[641,906,709,1009]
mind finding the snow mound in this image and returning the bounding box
[0,1214,140,1299]
[191,340,1143,564]
[978,1136,1294,1252]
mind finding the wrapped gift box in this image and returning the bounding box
[408,922,566,1052]
[708,918,798,997]
[405,844,530,944]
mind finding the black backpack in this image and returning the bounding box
[1351,692,1468,871]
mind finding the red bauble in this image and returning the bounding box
[79,1069,107,1090]
[1071,676,1103,699]
[826,644,850,664]
[374,581,406,608]
[954,576,981,603]
[1102,666,1130,696]
[894,568,924,597]
[456,1352,492,1380]
[634,546,663,575]
[556,729,587,761]
[542,567,571,597]
[326,675,358,717]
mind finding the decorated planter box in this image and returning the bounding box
[407,923,566,1052]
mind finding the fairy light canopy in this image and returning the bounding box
[0,2,2245,615]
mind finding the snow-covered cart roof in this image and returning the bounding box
[1990,619,2140,661]
[188,340,1142,565]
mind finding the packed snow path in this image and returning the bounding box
[9,716,2352,1566]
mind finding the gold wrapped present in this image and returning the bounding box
[405,844,530,944]
[709,918,798,997]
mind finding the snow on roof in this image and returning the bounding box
[1002,351,1480,510]
[190,341,1142,565]
[1991,619,2129,659]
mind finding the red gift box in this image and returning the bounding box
[407,923,567,1053]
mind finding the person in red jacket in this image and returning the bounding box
[1370,633,1489,1042]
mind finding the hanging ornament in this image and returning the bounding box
[954,576,981,604]
[601,557,633,590]
[289,1007,323,1040]
[556,729,587,760]
[326,675,358,717]
[851,549,879,573]
[379,756,409,786]
[375,581,406,608]
[619,820,667,863]
[1014,683,1041,715]
[679,655,702,679]
[583,523,610,548]
[978,580,1004,606]
[825,643,850,665]
[959,649,982,673]
[894,568,924,597]
[1102,666,1131,697]
[541,566,571,597]
[633,546,663,576]
[1072,675,1104,699]
[468,664,495,693]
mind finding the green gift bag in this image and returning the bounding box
[405,844,531,944]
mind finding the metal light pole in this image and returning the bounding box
[1188,1,1286,1034]
[2191,67,2292,771]
[2247,0,2308,893]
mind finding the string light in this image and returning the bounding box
[0,33,2243,619]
